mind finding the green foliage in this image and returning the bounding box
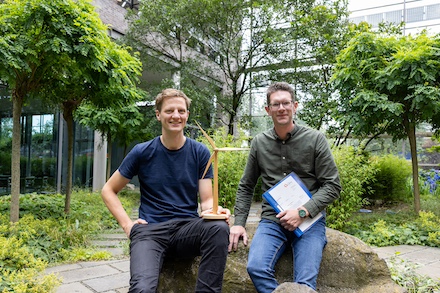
[388,256,440,293]
[196,127,249,210]
[368,154,413,202]
[0,234,61,293]
[0,190,137,262]
[0,189,140,291]
[345,207,440,248]
[326,146,376,230]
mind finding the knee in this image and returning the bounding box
[202,220,229,248]
[205,220,229,237]
[247,260,263,278]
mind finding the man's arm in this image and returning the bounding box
[101,170,147,238]
[198,178,231,219]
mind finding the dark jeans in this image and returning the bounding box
[128,217,230,293]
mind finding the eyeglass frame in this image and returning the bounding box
[268,100,294,110]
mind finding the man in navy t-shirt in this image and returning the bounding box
[101,88,230,293]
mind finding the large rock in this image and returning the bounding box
[158,225,405,293]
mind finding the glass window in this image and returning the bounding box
[385,10,402,24]
[406,7,424,23]
[367,13,384,27]
[426,4,440,21]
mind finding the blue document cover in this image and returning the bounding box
[263,172,323,237]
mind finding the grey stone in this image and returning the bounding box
[157,226,406,293]
[273,282,316,293]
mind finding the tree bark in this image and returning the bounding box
[10,90,23,222]
[407,123,421,214]
[63,107,75,214]
[106,134,112,180]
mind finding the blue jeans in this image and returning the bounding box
[247,218,327,292]
[129,218,229,293]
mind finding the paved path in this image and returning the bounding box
[45,203,440,292]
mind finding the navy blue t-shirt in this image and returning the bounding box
[118,137,213,223]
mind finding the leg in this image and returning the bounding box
[129,223,169,293]
[170,218,229,293]
[247,219,288,293]
[292,217,327,290]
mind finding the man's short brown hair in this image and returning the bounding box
[266,82,295,105]
[155,88,192,111]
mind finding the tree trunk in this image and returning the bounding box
[10,90,23,223]
[407,123,421,214]
[64,108,74,214]
[106,134,112,180]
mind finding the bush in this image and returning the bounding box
[369,154,412,203]
[345,210,440,247]
[0,190,139,292]
[326,146,377,230]
[0,234,61,293]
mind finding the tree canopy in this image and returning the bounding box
[0,0,143,220]
[332,30,440,213]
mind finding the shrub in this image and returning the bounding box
[346,211,440,247]
[0,235,60,293]
[0,190,137,264]
[327,146,377,230]
[369,154,412,203]
[0,190,139,292]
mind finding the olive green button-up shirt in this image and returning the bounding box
[233,124,341,227]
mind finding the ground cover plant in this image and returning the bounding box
[0,189,139,293]
[342,171,440,293]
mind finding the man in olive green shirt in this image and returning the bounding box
[229,82,341,292]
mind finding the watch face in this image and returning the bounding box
[299,209,306,218]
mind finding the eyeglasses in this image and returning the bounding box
[268,100,293,110]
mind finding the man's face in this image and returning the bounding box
[265,90,298,127]
[155,97,189,133]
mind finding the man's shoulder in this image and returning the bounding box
[131,137,159,153]
[295,124,325,138]
[186,137,205,147]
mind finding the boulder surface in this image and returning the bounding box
[158,225,406,293]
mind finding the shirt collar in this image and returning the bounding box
[270,121,299,141]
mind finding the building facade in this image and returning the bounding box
[348,0,440,35]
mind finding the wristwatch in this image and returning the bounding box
[298,209,307,218]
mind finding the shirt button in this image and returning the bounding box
[282,141,285,144]
[282,157,286,160]
[283,173,287,176]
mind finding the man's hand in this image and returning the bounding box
[228,225,248,252]
[201,206,231,224]
[122,218,148,238]
[276,208,308,231]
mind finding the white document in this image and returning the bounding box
[263,172,323,237]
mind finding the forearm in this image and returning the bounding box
[200,198,214,212]
[102,188,132,230]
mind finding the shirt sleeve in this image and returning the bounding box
[303,133,341,217]
[118,144,140,180]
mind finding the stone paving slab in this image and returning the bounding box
[83,271,130,292]
[55,282,95,293]
[373,245,440,281]
[54,264,122,284]
[92,240,123,247]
